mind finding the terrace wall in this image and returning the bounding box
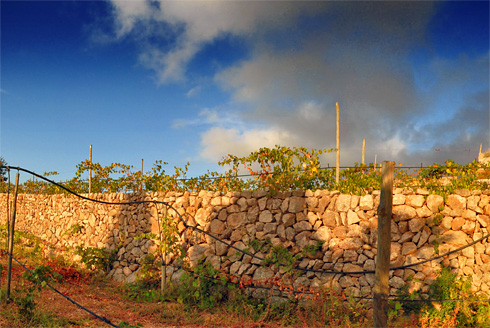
[1,188,490,298]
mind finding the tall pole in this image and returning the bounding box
[6,173,20,302]
[373,161,394,328]
[89,145,92,194]
[141,158,144,192]
[336,102,340,185]
[479,143,483,160]
[362,138,365,166]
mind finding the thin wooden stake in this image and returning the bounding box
[89,145,92,194]
[141,159,144,192]
[6,173,20,303]
[373,161,394,328]
[336,102,340,185]
[362,138,366,166]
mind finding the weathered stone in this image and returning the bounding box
[399,231,414,243]
[416,246,434,259]
[416,207,433,218]
[288,197,305,213]
[195,207,213,226]
[343,263,363,272]
[462,221,475,234]
[359,195,374,211]
[295,231,312,248]
[335,194,351,212]
[311,226,331,243]
[406,195,425,208]
[393,205,417,221]
[402,242,417,256]
[306,197,319,209]
[318,196,331,212]
[446,195,466,216]
[440,230,469,247]
[188,244,212,266]
[282,213,296,227]
[426,194,445,212]
[209,219,225,235]
[259,210,273,223]
[322,210,338,228]
[451,217,465,230]
[462,209,476,220]
[293,220,312,232]
[409,218,425,233]
[339,238,363,250]
[347,210,360,224]
[393,194,406,205]
[228,212,246,229]
[417,226,431,248]
[477,215,489,227]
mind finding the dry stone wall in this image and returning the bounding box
[1,188,490,298]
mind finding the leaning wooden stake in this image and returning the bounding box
[373,161,394,328]
[336,102,340,184]
[362,139,366,166]
[6,173,20,303]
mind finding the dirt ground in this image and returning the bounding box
[0,253,281,328]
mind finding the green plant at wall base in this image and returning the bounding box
[432,214,443,226]
[263,244,301,273]
[62,223,84,236]
[178,261,235,309]
[14,265,61,318]
[74,246,113,273]
[396,266,490,327]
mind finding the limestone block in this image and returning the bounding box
[439,230,469,247]
[282,213,296,227]
[293,220,312,232]
[311,226,331,243]
[335,194,351,212]
[409,218,425,233]
[322,210,338,228]
[462,221,475,234]
[350,195,360,209]
[477,215,489,227]
[451,217,465,231]
[209,219,225,235]
[426,194,444,212]
[416,206,432,218]
[402,242,417,256]
[288,197,306,213]
[347,210,360,224]
[406,195,425,208]
[259,210,273,223]
[446,195,466,216]
[195,207,213,226]
[393,194,406,206]
[393,205,417,221]
[228,212,246,229]
[339,237,363,250]
[359,194,374,211]
[306,197,319,209]
[462,209,476,220]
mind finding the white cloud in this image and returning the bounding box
[200,126,296,162]
[105,1,488,167]
[185,85,201,97]
[108,0,322,83]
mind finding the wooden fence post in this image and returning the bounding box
[336,102,340,184]
[89,144,92,194]
[373,161,394,327]
[6,172,20,303]
[362,139,365,166]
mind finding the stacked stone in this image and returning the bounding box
[1,188,489,297]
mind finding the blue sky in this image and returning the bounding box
[1,1,489,182]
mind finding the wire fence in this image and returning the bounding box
[1,165,490,327]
